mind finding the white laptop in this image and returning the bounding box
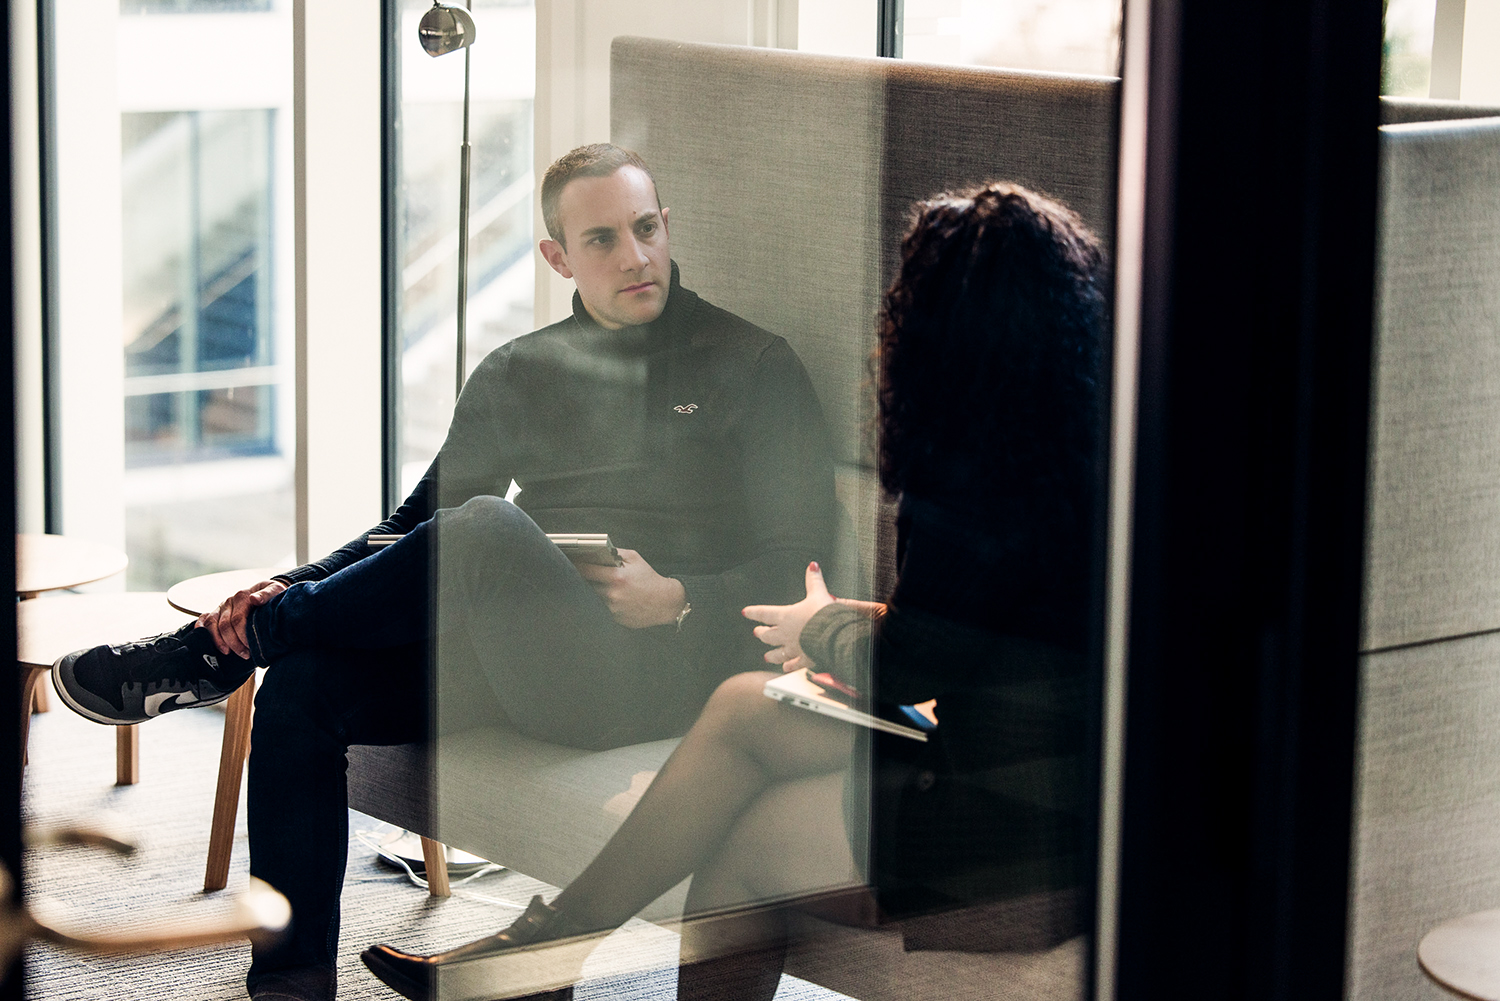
[763,669,927,742]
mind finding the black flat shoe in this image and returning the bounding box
[361,895,589,1001]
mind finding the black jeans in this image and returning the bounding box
[244,497,701,1000]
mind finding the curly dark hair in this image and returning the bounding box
[878,182,1106,514]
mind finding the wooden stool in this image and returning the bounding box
[18,592,192,785]
[166,569,451,897]
[16,533,129,714]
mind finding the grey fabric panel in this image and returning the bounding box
[1348,633,1500,1001]
[351,726,689,919]
[347,742,430,835]
[1363,118,1500,651]
[434,726,688,919]
[1381,96,1500,125]
[833,463,888,603]
[783,916,1085,1001]
[877,63,1117,292]
[612,37,885,471]
[611,38,1118,472]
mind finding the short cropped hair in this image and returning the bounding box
[540,143,661,247]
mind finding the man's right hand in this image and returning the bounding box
[197,579,288,660]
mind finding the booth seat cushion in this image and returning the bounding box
[433,726,688,919]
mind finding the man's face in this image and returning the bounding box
[539,165,671,329]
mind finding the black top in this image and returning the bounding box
[800,493,1091,948]
[279,263,838,674]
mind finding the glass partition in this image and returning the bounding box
[404,6,1121,1000]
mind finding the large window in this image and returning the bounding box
[122,109,276,465]
[45,1,294,589]
[898,0,1121,73]
[394,0,535,498]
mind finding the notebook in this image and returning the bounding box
[367,532,624,567]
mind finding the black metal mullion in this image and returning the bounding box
[379,0,401,515]
[876,0,902,58]
[36,0,59,533]
[1113,0,1382,996]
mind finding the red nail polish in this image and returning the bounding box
[810,561,820,572]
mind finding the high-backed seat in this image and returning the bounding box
[342,40,1500,1001]
[346,40,1118,1000]
[1350,103,1500,1001]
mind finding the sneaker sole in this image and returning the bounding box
[51,650,149,726]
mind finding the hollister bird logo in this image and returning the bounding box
[673,404,699,414]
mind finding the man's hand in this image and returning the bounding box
[577,549,687,629]
[742,562,838,672]
[197,579,288,660]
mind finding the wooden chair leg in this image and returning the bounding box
[204,676,257,892]
[420,836,451,897]
[32,682,49,713]
[115,725,139,785]
[19,666,45,766]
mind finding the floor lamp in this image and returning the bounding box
[418,1,477,400]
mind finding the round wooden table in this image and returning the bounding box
[18,592,194,785]
[16,533,129,599]
[1420,908,1500,999]
[166,568,288,617]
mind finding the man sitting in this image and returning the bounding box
[51,142,837,1001]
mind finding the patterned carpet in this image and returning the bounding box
[20,696,846,1000]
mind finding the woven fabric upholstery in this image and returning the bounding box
[611,37,1116,474]
[1350,113,1500,1001]
[1380,95,1500,125]
[1350,631,1500,1001]
[1364,117,1500,651]
[610,38,1116,604]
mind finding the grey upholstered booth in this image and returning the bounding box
[1348,107,1500,1001]
[347,39,1116,1001]
[343,46,1500,1000]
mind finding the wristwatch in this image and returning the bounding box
[674,601,692,633]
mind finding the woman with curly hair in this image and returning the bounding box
[363,181,1108,1001]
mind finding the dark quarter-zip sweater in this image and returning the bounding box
[279,263,838,678]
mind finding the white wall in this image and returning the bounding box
[292,0,383,562]
[53,0,125,552]
[798,0,877,57]
[1461,0,1500,101]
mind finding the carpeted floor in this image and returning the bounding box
[20,697,848,1000]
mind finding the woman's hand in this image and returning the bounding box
[742,562,837,672]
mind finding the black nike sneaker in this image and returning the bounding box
[51,622,255,725]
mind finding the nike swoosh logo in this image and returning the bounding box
[143,691,201,717]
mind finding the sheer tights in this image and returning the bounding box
[545,671,872,999]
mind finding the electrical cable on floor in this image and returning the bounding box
[354,829,510,894]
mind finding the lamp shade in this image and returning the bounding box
[418,2,476,57]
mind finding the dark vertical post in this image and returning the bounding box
[1,4,23,999]
[35,0,58,534]
[876,0,902,58]
[1114,0,1382,996]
